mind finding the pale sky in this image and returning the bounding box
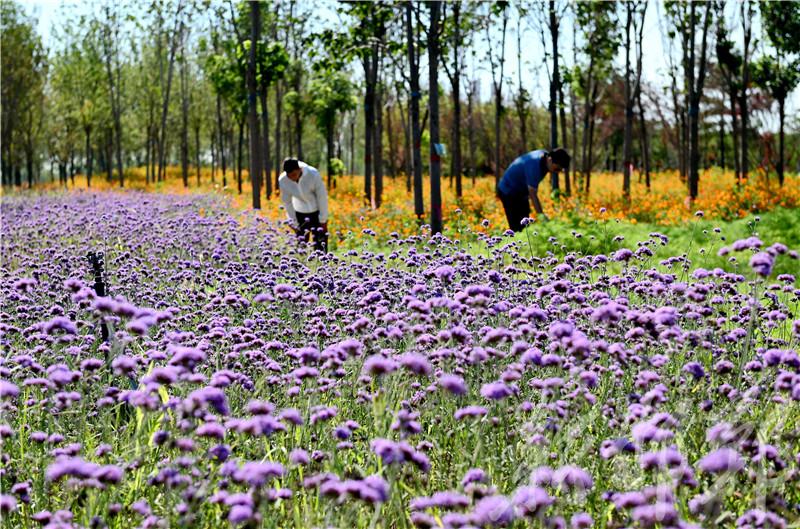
[20,0,800,132]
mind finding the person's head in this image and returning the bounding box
[546,148,571,173]
[283,158,301,181]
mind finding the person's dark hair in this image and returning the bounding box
[283,158,300,173]
[549,148,571,170]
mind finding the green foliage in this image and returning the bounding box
[308,69,357,135]
[752,56,800,104]
[760,0,800,55]
[329,157,346,177]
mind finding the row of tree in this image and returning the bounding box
[2,1,799,232]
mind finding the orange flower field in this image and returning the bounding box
[42,166,799,245]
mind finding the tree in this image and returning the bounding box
[622,2,647,201]
[574,1,619,194]
[256,41,289,199]
[406,0,424,219]
[754,1,800,186]
[483,1,509,183]
[247,1,262,209]
[441,0,471,199]
[668,1,712,201]
[308,69,357,188]
[428,0,443,234]
[715,2,742,185]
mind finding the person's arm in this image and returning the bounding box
[279,177,298,228]
[528,185,548,220]
[315,171,329,230]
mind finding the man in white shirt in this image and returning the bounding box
[278,158,329,252]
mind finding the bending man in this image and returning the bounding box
[496,147,570,232]
[278,158,329,252]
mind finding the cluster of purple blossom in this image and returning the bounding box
[0,193,799,528]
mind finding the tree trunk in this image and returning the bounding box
[468,79,476,187]
[274,79,283,191]
[549,0,559,194]
[398,92,412,192]
[211,126,216,183]
[260,81,272,200]
[719,117,725,170]
[739,1,751,182]
[428,0,442,234]
[85,126,93,188]
[637,89,651,190]
[195,125,201,186]
[248,1,262,209]
[326,125,335,188]
[407,1,424,219]
[778,97,785,186]
[180,22,189,189]
[217,95,227,188]
[237,120,244,195]
[375,78,384,208]
[349,115,355,176]
[364,55,375,206]
[688,2,711,201]
[386,98,397,180]
[581,59,595,194]
[622,4,633,202]
[729,87,740,185]
[157,6,183,183]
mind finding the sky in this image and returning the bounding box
[20,0,799,132]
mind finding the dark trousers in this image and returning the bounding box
[497,187,530,232]
[295,211,328,252]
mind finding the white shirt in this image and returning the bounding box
[278,162,329,226]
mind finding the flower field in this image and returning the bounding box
[1,191,800,529]
[51,167,800,249]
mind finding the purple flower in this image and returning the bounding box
[399,353,432,376]
[454,406,488,420]
[363,355,398,376]
[698,448,744,474]
[289,449,309,466]
[749,252,774,277]
[552,465,593,491]
[0,495,17,514]
[472,495,516,527]
[232,461,285,487]
[512,486,553,517]
[439,374,467,395]
[480,381,515,401]
[571,513,592,529]
[0,381,19,399]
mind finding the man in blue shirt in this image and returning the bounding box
[496,148,570,232]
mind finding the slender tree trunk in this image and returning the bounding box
[326,125,335,188]
[211,126,216,183]
[349,115,355,176]
[274,79,283,191]
[719,118,725,170]
[386,99,397,180]
[399,93,412,192]
[622,4,633,202]
[157,5,183,183]
[180,22,189,189]
[195,125,201,186]
[467,79,476,187]
[549,0,559,194]
[364,52,375,206]
[428,0,442,234]
[778,97,785,186]
[637,90,651,190]
[729,87,740,184]
[407,1,424,219]
[237,120,244,195]
[260,83,272,199]
[581,60,595,194]
[247,0,261,208]
[450,3,462,199]
[688,2,711,201]
[375,78,384,208]
[739,1,751,182]
[85,127,93,188]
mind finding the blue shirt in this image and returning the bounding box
[497,150,547,195]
